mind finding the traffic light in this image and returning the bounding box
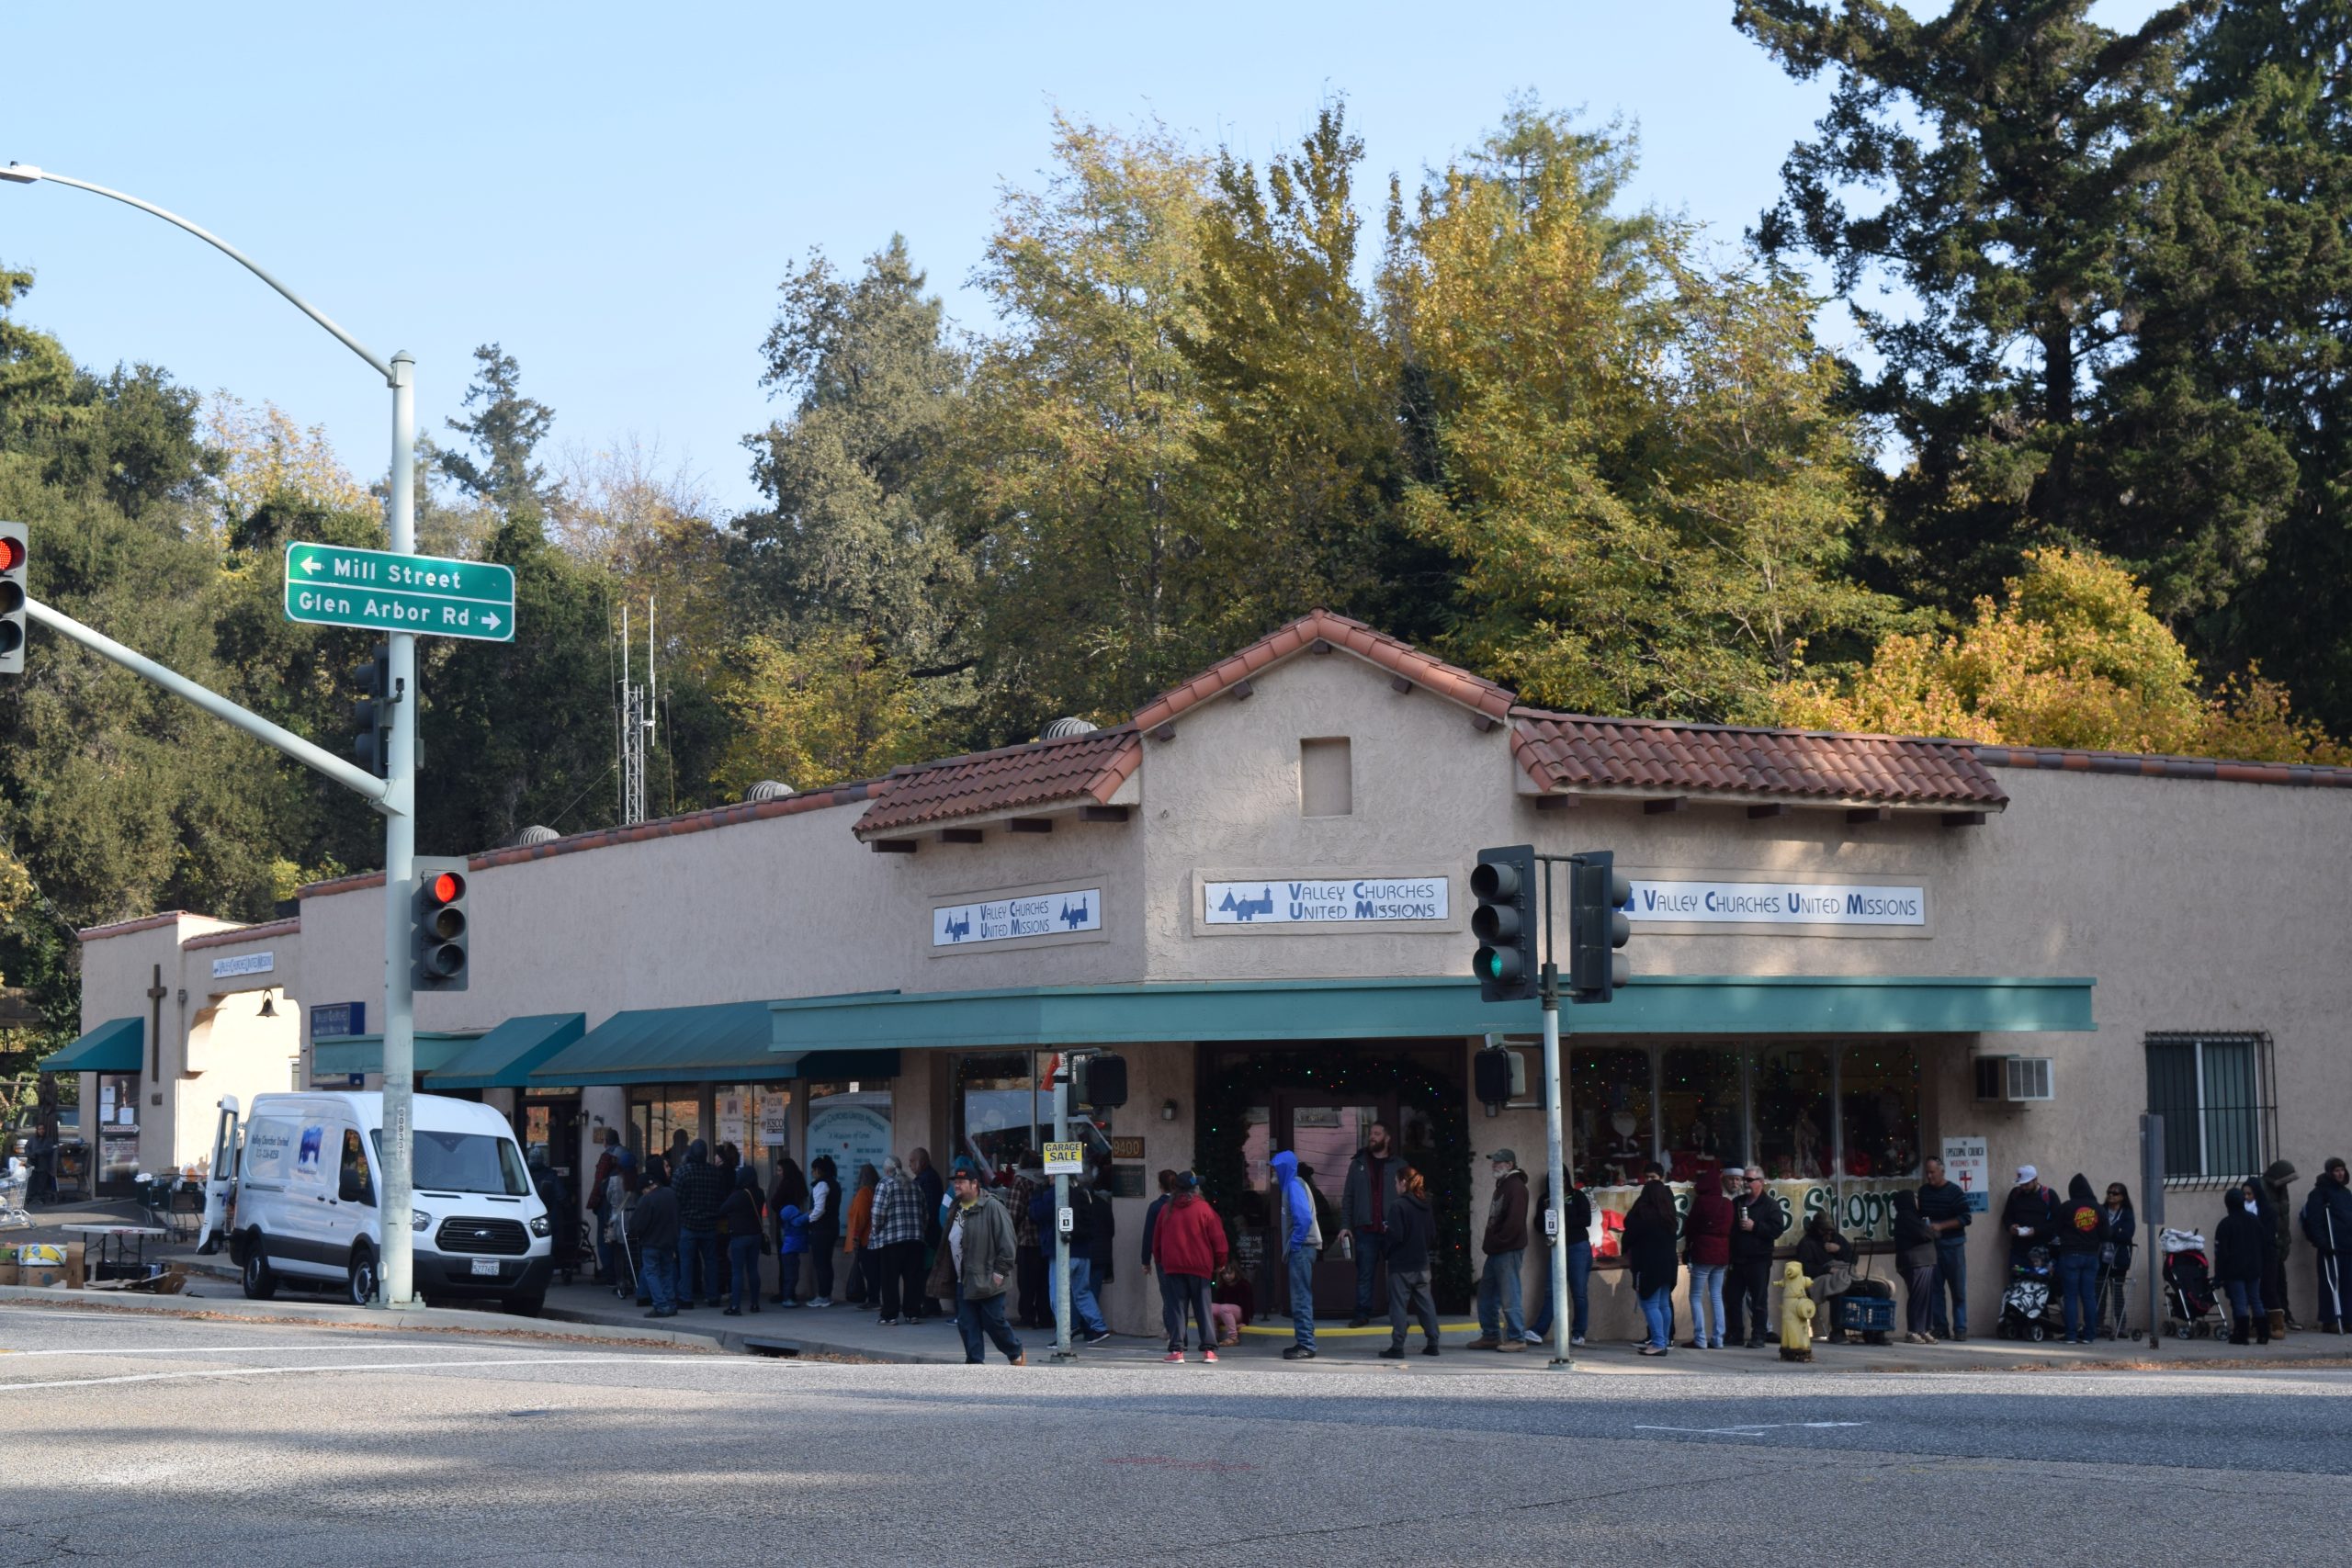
[0,522,25,676]
[1567,850,1633,1004]
[1474,1043,1514,1116]
[349,641,391,777]
[411,855,469,991]
[1470,844,1538,1003]
[1071,1050,1127,1110]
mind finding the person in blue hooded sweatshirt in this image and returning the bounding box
[1271,1149,1323,1359]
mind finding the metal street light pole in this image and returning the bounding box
[4,161,423,1308]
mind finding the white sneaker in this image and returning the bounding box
[1571,1336,1586,1347]
[808,1298,832,1309]
[1521,1330,1544,1344]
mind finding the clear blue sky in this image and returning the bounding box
[0,1,2166,518]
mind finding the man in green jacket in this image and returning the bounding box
[944,1158,1025,1365]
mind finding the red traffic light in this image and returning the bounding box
[427,870,465,904]
[0,536,22,572]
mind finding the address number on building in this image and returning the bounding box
[1043,1142,1085,1174]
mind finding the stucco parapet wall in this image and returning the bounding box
[76,911,241,943]
[183,918,300,952]
[1129,607,1518,734]
[297,777,883,898]
[1975,744,2352,790]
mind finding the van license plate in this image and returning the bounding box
[469,1258,499,1277]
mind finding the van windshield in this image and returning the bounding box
[370,1130,530,1196]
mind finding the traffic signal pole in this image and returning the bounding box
[1051,1056,1074,1360]
[1539,869,1573,1371]
[3,164,426,1307]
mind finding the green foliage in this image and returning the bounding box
[436,344,555,520]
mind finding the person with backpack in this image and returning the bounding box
[2216,1186,2272,1345]
[2052,1174,2104,1344]
[1682,1166,1734,1349]
[1378,1164,1441,1359]
[2301,1156,2352,1333]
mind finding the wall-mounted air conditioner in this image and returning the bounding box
[1973,1055,2054,1103]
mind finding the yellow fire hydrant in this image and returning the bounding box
[1779,1260,1815,1362]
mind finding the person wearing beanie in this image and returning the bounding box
[2052,1174,2104,1344]
[1151,1172,1228,1363]
[939,1159,1024,1365]
[2301,1156,2352,1332]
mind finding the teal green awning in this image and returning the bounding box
[40,1017,143,1075]
[532,1001,805,1088]
[426,1013,585,1089]
[770,975,2096,1052]
[311,1032,481,1079]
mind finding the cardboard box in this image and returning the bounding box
[0,1261,19,1286]
[63,1241,84,1290]
[19,1264,61,1288]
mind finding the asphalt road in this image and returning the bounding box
[1,1303,2345,1566]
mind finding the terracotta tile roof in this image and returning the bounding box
[853,727,1141,839]
[1976,745,2352,790]
[1513,712,2008,809]
[184,918,300,952]
[1129,609,1516,734]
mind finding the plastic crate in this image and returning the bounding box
[1838,1295,1894,1332]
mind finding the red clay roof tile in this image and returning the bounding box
[853,727,1142,838]
[1513,712,2007,809]
[1128,609,1516,733]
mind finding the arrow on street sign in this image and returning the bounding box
[283,542,516,643]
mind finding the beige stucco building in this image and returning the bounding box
[57,609,2352,1343]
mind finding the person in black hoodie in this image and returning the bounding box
[2301,1156,2352,1332]
[1623,1163,1680,1357]
[1378,1165,1442,1359]
[2215,1187,2272,1345]
[2052,1174,2104,1344]
[1724,1166,1787,1348]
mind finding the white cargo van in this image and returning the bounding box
[198,1091,553,1314]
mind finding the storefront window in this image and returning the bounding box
[955,1054,1045,1177]
[629,1093,701,1167]
[1752,1045,1831,1179]
[1659,1045,1745,1181]
[1838,1043,1921,1177]
[1571,1047,1654,1190]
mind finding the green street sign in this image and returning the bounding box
[283,542,515,642]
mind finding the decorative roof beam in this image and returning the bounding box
[1079,806,1129,823]
[1009,818,1055,834]
[1747,803,1790,819]
[1940,811,1987,828]
[872,840,919,855]
[1643,797,1687,815]
[1846,807,1893,825]
[939,828,984,844]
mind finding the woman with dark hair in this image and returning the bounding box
[807,1156,841,1308]
[843,1162,880,1308]
[719,1165,765,1316]
[1379,1164,1442,1359]
[1893,1190,1939,1343]
[766,1156,809,1305]
[1623,1162,1679,1358]
[2097,1180,2136,1339]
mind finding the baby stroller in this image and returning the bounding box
[1997,1245,2064,1341]
[2161,1227,2222,1339]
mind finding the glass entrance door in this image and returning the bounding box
[1267,1095,1391,1320]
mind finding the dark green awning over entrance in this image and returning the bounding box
[311,1032,480,1079]
[427,1013,586,1089]
[40,1017,143,1075]
[769,974,2096,1053]
[528,1000,868,1088]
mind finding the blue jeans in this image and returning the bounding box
[1639,1285,1673,1349]
[2223,1278,2266,1334]
[1352,1229,1390,1316]
[1478,1248,1526,1341]
[728,1235,762,1313]
[1050,1254,1109,1337]
[1527,1242,1593,1340]
[680,1228,718,1303]
[2058,1250,2099,1340]
[956,1290,1024,1363]
[1286,1246,1316,1348]
[1932,1235,1969,1337]
[639,1244,678,1313]
[1690,1263,1727,1347]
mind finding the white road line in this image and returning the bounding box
[0,1345,548,1358]
[0,1355,698,1392]
[1634,1421,1871,1436]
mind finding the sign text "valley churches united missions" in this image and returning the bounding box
[1204,876,1450,926]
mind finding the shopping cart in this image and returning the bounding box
[0,1158,35,1230]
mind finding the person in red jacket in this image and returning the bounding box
[1683,1164,1735,1348]
[1152,1172,1230,1363]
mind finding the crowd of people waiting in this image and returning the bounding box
[571,1120,2352,1363]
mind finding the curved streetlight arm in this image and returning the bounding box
[3,162,394,385]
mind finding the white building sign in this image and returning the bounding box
[933,887,1102,947]
[210,951,276,979]
[1203,876,1450,926]
[1625,879,1925,928]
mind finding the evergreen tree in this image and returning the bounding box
[435,343,555,521]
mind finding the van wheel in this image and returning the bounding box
[503,1291,546,1317]
[345,1244,379,1307]
[241,1235,277,1301]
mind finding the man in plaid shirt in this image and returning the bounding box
[871,1156,929,1325]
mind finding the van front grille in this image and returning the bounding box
[435,1216,529,1256]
